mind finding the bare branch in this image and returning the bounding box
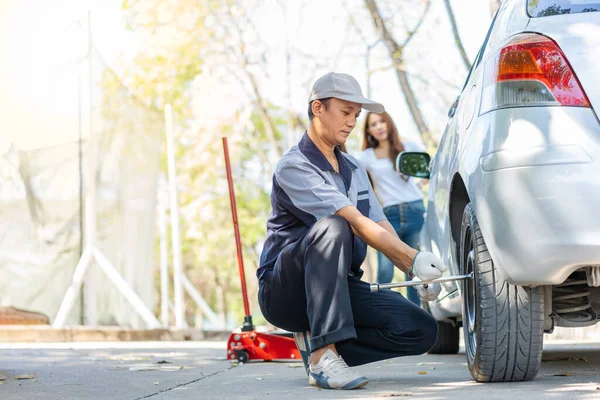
[342,0,382,97]
[332,19,355,70]
[240,140,272,178]
[444,0,471,70]
[342,0,379,49]
[401,0,431,48]
[213,6,283,158]
[363,0,436,146]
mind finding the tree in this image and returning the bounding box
[117,0,291,326]
[363,0,436,146]
[444,0,471,71]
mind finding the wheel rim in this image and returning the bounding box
[463,226,477,358]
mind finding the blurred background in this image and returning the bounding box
[0,0,498,331]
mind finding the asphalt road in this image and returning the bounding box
[1,340,599,399]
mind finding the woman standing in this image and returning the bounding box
[356,111,426,305]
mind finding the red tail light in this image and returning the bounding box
[481,33,590,114]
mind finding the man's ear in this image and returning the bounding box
[311,100,323,117]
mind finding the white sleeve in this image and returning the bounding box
[354,150,371,170]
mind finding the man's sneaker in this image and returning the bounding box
[308,349,368,390]
[293,331,311,375]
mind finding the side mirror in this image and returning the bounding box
[396,152,431,179]
[448,96,459,118]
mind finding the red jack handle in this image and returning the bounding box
[222,137,253,331]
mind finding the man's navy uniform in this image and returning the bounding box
[257,132,437,367]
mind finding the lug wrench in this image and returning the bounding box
[370,272,473,292]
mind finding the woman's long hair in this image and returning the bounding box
[361,111,404,163]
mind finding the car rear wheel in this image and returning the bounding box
[460,203,544,382]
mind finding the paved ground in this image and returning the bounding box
[1,341,599,399]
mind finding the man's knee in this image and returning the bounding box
[309,214,352,244]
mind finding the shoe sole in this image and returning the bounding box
[309,373,369,390]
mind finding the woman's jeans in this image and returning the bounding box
[377,200,425,305]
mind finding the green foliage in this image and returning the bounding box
[175,126,273,325]
[119,0,218,117]
[115,0,286,327]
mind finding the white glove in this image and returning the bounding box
[410,251,447,281]
[412,277,442,302]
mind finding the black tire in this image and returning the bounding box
[421,301,460,354]
[460,203,544,382]
[235,350,249,363]
[429,320,460,354]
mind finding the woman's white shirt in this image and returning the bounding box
[355,142,424,208]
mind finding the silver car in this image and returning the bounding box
[398,0,600,383]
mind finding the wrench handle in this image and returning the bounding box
[370,273,473,292]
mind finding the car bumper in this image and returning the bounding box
[471,108,600,285]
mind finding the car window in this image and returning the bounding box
[528,0,600,17]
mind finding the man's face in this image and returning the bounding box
[314,98,361,146]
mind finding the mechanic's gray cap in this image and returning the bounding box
[308,72,385,113]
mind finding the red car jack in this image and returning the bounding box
[222,138,300,363]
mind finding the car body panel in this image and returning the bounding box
[485,0,531,59]
[467,107,600,285]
